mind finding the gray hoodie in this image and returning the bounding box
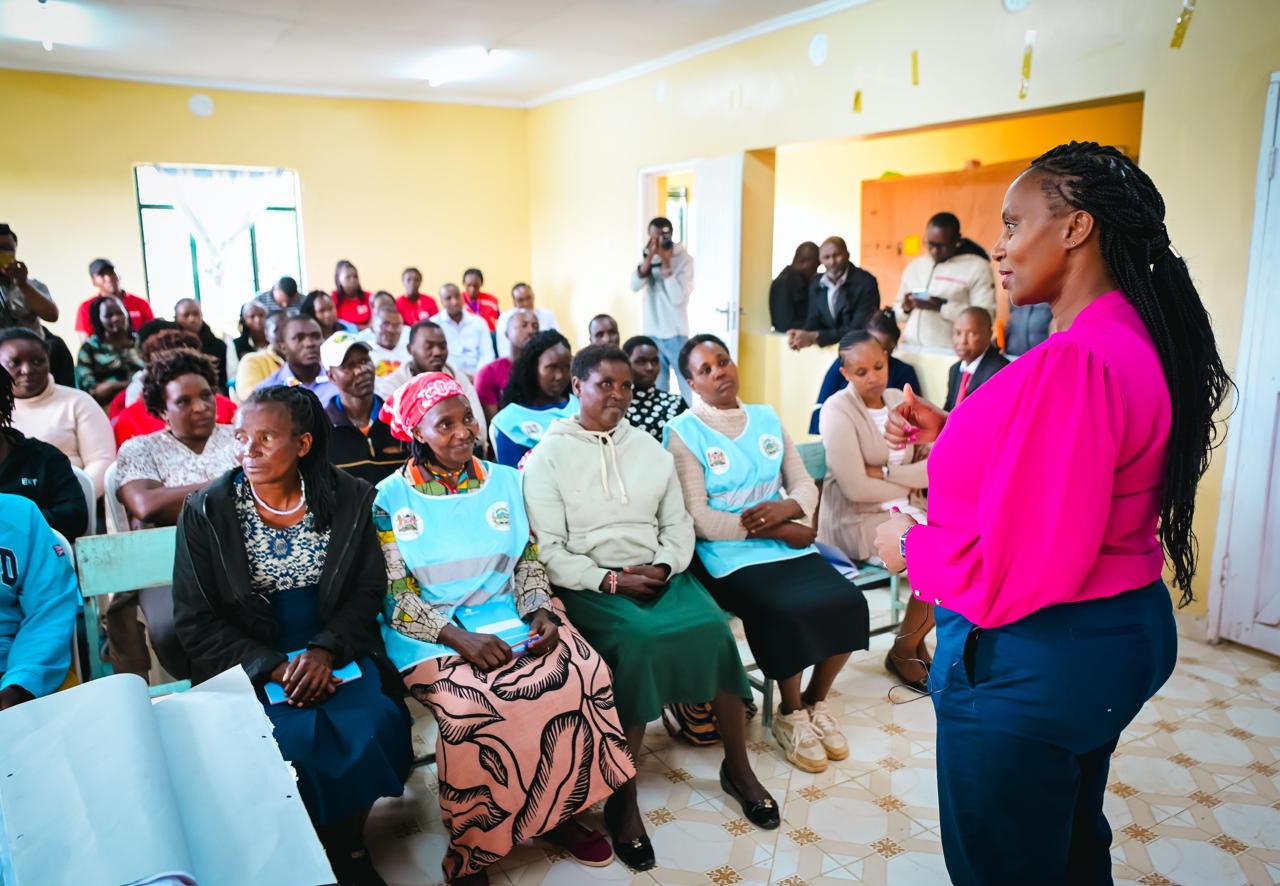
[522,417,695,591]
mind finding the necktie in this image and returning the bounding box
[956,370,973,404]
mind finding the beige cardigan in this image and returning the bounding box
[817,386,928,561]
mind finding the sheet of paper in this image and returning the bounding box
[0,674,194,885]
[151,666,334,886]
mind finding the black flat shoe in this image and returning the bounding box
[604,795,656,871]
[719,762,780,830]
[885,652,929,694]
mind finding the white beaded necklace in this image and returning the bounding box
[251,477,307,516]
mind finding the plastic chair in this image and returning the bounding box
[795,442,905,635]
[102,462,130,534]
[73,527,190,697]
[69,464,97,536]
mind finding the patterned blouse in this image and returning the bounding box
[75,335,144,393]
[625,385,688,442]
[372,457,552,643]
[234,473,329,593]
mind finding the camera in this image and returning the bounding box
[660,235,674,251]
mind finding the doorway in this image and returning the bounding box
[639,155,744,366]
[1209,73,1280,654]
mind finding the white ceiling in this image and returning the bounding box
[0,0,858,107]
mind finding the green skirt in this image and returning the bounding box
[557,571,751,728]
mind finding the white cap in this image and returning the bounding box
[319,331,369,370]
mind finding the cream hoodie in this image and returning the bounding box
[523,416,695,591]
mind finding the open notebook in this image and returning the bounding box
[0,668,334,886]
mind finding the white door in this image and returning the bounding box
[1209,73,1280,653]
[685,154,744,358]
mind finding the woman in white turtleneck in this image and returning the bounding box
[523,343,780,871]
[664,333,870,776]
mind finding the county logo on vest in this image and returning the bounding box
[758,433,783,460]
[520,420,544,440]
[393,507,423,541]
[706,446,731,475]
[486,501,512,531]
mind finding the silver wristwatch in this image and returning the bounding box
[880,464,890,480]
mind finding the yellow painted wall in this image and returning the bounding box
[526,0,1280,612]
[769,98,1144,425]
[0,69,531,341]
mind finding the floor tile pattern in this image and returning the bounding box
[366,589,1280,885]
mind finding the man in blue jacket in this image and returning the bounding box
[0,494,79,709]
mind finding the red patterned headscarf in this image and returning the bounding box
[380,372,467,442]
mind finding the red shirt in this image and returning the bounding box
[111,394,238,448]
[465,291,501,332]
[75,292,155,335]
[396,294,439,326]
[333,289,373,328]
[474,357,512,407]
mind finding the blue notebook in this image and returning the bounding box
[265,650,363,704]
[454,598,535,653]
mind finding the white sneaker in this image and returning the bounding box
[808,700,849,761]
[771,708,828,772]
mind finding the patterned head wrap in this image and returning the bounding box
[380,372,467,441]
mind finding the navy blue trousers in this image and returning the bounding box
[930,582,1177,886]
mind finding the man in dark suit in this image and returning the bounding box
[768,241,819,332]
[786,236,880,351]
[945,306,1010,411]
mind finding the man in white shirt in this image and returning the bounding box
[495,282,559,359]
[893,212,997,349]
[431,282,494,378]
[629,216,693,403]
[375,319,487,450]
[363,304,411,382]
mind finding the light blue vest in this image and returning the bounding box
[491,396,579,450]
[664,405,817,578]
[375,461,530,671]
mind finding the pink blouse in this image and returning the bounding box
[905,291,1171,628]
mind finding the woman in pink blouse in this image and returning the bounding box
[874,142,1232,885]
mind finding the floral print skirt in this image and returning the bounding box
[403,600,633,880]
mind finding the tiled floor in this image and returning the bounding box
[365,589,1280,885]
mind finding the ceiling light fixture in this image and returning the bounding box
[39,0,53,51]
[417,47,505,89]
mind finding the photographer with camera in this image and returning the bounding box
[629,216,694,404]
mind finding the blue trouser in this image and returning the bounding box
[653,334,692,404]
[930,581,1177,886]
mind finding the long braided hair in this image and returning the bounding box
[245,385,338,531]
[1029,141,1233,605]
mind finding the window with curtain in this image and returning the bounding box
[134,165,303,336]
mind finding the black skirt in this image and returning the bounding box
[690,551,870,680]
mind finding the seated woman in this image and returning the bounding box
[113,348,238,681]
[233,299,270,360]
[113,328,238,448]
[173,385,411,886]
[524,345,779,866]
[490,330,575,468]
[809,308,922,434]
[819,331,932,692]
[0,328,115,498]
[622,335,687,441]
[333,261,373,330]
[75,295,144,409]
[666,334,870,774]
[373,372,633,885]
[303,289,357,339]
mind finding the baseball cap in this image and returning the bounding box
[88,258,115,276]
[320,331,370,369]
